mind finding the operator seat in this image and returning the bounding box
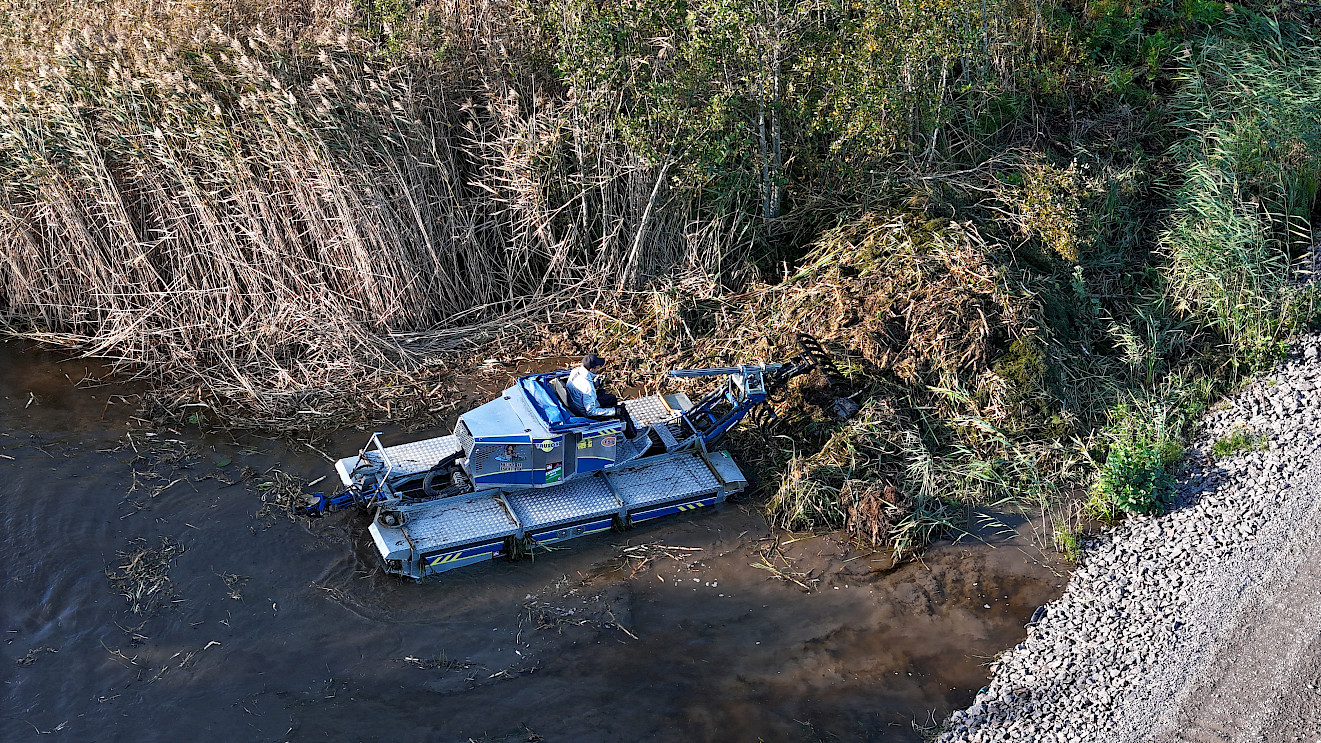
[549,375,619,423]
[549,377,584,416]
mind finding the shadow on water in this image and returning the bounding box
[0,341,1067,742]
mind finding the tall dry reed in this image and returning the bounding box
[0,2,747,426]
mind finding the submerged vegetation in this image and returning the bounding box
[2,0,1321,555]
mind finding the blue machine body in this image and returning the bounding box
[457,371,625,488]
[303,334,854,579]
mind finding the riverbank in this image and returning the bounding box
[939,334,1321,742]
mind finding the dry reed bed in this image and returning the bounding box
[0,5,748,428]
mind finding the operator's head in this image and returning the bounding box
[582,353,607,372]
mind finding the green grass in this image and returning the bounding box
[1161,29,1321,369]
[1210,428,1268,458]
[1053,529,1082,562]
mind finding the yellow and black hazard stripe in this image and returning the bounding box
[424,552,465,568]
[630,495,719,524]
[421,541,504,572]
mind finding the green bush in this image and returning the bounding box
[1089,402,1183,518]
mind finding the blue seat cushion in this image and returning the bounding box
[519,373,601,432]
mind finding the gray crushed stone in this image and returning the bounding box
[938,333,1321,743]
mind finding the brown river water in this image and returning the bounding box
[0,341,1066,742]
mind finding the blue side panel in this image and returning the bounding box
[473,471,535,486]
[576,456,613,474]
[420,540,505,574]
[630,496,720,524]
[528,517,616,547]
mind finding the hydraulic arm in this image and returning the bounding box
[668,333,858,447]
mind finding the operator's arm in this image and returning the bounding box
[581,389,616,417]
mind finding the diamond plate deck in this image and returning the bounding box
[392,451,727,555]
[334,434,464,484]
[400,493,519,552]
[606,454,722,509]
[623,395,675,427]
[505,477,619,531]
[380,435,463,477]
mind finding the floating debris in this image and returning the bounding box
[106,537,184,615]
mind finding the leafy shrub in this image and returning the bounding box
[1089,402,1183,518]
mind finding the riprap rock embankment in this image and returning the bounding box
[940,335,1321,743]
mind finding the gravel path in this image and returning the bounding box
[938,335,1321,743]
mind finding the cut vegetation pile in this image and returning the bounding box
[5,0,1321,555]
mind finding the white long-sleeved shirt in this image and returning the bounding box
[567,365,615,417]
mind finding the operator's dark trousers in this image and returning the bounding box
[596,393,636,437]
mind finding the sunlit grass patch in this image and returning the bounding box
[1210,427,1267,459]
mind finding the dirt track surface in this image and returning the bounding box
[1160,494,1321,743]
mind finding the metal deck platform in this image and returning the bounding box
[335,434,463,486]
[623,394,686,426]
[369,449,745,578]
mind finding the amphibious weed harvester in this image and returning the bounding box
[304,334,857,579]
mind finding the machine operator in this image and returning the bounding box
[568,353,635,436]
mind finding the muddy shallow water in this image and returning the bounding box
[0,342,1066,742]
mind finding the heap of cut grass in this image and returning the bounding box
[535,208,1089,556]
